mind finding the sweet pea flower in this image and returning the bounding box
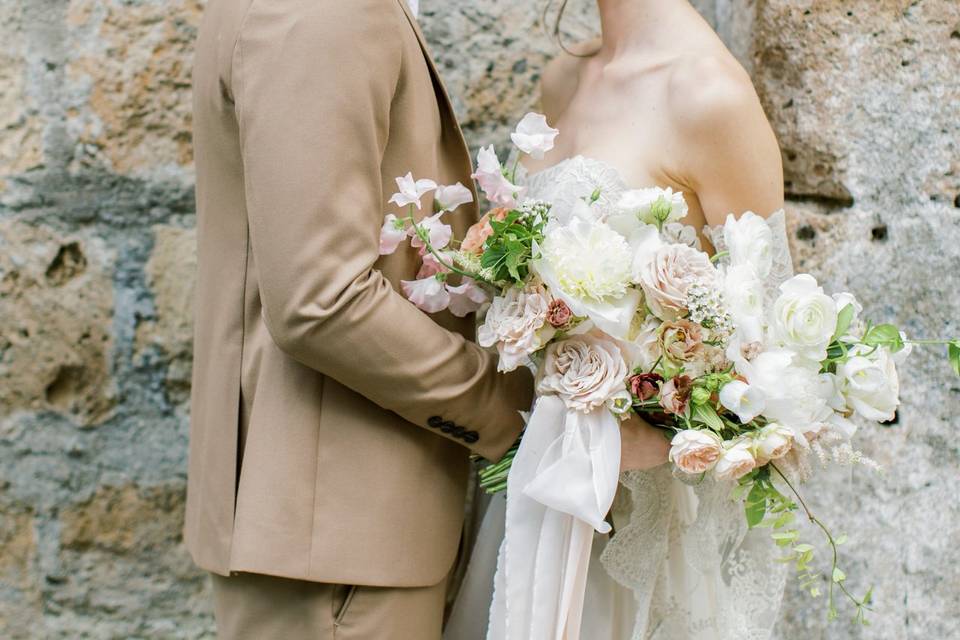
[401,275,450,313]
[389,172,437,209]
[719,379,767,423]
[416,252,452,279]
[472,146,523,207]
[379,214,407,255]
[409,212,453,252]
[722,212,774,279]
[446,278,489,317]
[510,112,560,159]
[434,182,474,212]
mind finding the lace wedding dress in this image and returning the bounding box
[445,156,792,640]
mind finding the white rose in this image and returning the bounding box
[722,264,765,334]
[669,429,723,474]
[537,334,629,412]
[639,243,717,321]
[719,379,767,423]
[618,187,688,227]
[722,211,773,279]
[477,284,555,372]
[752,423,794,464]
[836,346,900,422]
[771,274,838,361]
[714,440,757,481]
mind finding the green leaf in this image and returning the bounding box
[948,340,960,377]
[833,304,855,340]
[863,324,904,352]
[832,567,846,583]
[794,544,814,553]
[835,533,848,546]
[691,403,725,432]
[745,483,767,528]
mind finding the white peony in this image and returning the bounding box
[510,112,560,159]
[537,334,628,412]
[714,440,757,481]
[534,217,642,339]
[836,345,900,422]
[618,187,688,227]
[719,379,767,423]
[477,283,555,372]
[737,349,834,432]
[771,274,838,362]
[722,211,773,279]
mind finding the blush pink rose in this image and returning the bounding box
[640,244,717,320]
[669,429,723,474]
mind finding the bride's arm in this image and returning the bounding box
[669,56,784,224]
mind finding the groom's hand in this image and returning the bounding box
[619,415,671,472]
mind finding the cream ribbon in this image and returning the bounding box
[488,394,621,640]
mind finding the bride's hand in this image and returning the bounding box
[619,414,671,472]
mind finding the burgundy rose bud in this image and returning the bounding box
[629,372,664,402]
[546,299,573,328]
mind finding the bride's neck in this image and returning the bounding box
[595,0,697,60]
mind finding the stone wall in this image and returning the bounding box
[0,0,957,638]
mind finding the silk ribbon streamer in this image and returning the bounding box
[488,394,622,640]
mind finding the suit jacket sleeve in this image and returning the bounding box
[232,0,531,460]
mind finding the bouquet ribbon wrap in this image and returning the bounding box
[488,394,621,640]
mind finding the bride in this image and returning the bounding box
[447,0,790,638]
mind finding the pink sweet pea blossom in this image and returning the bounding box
[388,172,437,210]
[379,214,407,255]
[401,276,450,313]
[446,278,489,317]
[417,252,452,279]
[472,146,523,207]
[409,212,453,252]
[434,182,474,212]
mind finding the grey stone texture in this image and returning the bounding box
[0,0,956,637]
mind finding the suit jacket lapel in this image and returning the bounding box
[394,0,473,167]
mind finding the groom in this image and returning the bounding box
[185,0,534,638]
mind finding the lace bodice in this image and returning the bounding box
[519,154,790,640]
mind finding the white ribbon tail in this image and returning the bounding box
[488,395,622,640]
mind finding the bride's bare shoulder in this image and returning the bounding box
[539,38,599,118]
[665,52,776,150]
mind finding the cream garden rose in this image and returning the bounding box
[537,334,628,413]
[639,243,718,321]
[478,283,555,372]
[714,440,758,481]
[669,429,723,474]
[752,423,794,464]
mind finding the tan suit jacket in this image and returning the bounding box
[186,0,533,587]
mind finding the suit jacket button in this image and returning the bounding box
[440,421,456,434]
[452,425,466,438]
[427,416,443,428]
[463,431,479,444]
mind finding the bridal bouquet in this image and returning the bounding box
[380,113,960,628]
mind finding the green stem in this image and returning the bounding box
[769,463,870,617]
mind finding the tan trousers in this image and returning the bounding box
[211,572,446,640]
